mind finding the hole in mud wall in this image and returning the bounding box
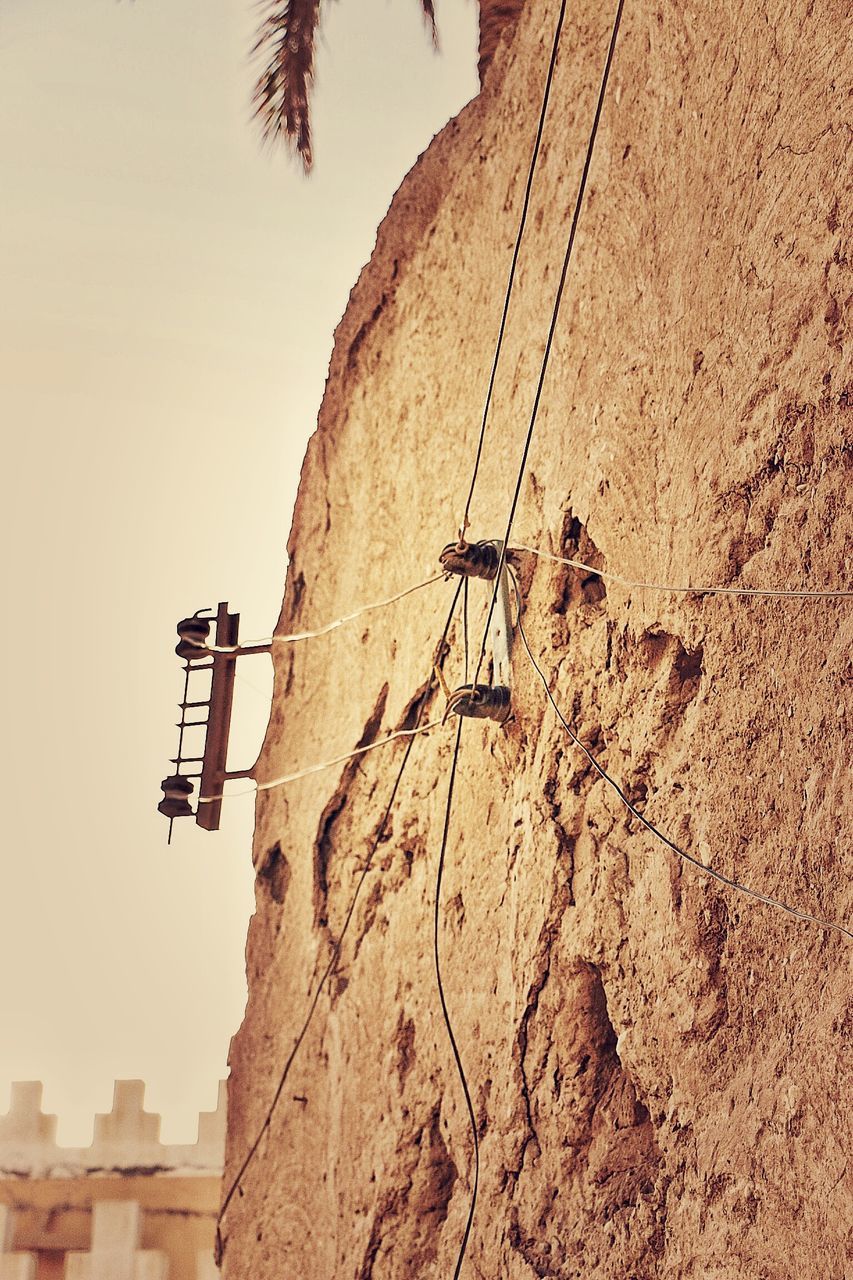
[552,510,608,614]
[633,630,705,721]
[258,841,291,906]
[673,642,704,691]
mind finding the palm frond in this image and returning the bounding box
[252,0,322,171]
[251,0,439,171]
[421,0,438,45]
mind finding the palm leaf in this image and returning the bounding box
[252,0,322,170]
[252,0,437,171]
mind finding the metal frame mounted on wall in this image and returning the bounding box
[158,602,270,840]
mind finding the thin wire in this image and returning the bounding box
[196,572,447,653]
[433,717,480,1279]
[512,545,853,600]
[463,577,470,685]
[509,569,852,941]
[430,17,626,1261]
[433,576,479,1279]
[459,0,568,540]
[473,0,626,687]
[216,578,466,1262]
[197,719,446,804]
[234,668,274,702]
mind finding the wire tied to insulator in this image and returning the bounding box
[435,663,511,724]
[439,538,501,581]
[197,717,447,802]
[442,681,512,725]
[175,613,212,660]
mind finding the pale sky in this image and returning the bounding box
[0,0,478,1144]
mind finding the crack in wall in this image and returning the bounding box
[506,963,664,1276]
[355,1104,457,1280]
[312,684,389,930]
[510,868,574,1184]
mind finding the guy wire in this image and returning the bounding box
[459,0,568,540]
[512,545,853,600]
[198,719,446,804]
[215,577,466,1262]
[473,0,626,687]
[509,569,853,941]
[197,571,447,653]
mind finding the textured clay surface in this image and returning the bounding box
[221,0,852,1275]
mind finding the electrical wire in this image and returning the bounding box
[433,716,480,1280]
[210,0,848,1256]
[459,0,569,541]
[473,0,626,688]
[433,569,481,1279]
[195,571,447,654]
[463,577,470,685]
[512,544,853,599]
[509,568,852,941]
[196,719,447,805]
[427,9,627,1269]
[215,578,466,1265]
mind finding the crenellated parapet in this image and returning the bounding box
[0,1081,225,1180]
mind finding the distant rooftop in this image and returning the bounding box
[0,1081,226,1180]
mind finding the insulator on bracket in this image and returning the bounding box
[175,638,209,661]
[439,539,501,580]
[446,683,511,724]
[178,615,211,642]
[176,616,211,660]
[158,774,194,819]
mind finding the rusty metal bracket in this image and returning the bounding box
[161,601,270,840]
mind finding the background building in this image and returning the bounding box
[0,1081,224,1279]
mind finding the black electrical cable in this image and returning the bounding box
[509,569,853,942]
[216,5,621,1267]
[463,576,470,684]
[473,0,626,688]
[459,0,568,541]
[218,3,630,1268]
[433,571,477,1278]
[215,577,466,1264]
[429,8,628,1270]
[432,715,480,1280]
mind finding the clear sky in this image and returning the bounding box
[0,0,477,1144]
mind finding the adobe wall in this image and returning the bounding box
[222,0,852,1275]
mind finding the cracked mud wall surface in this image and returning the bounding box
[221,1,852,1276]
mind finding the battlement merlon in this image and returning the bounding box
[0,1081,225,1179]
